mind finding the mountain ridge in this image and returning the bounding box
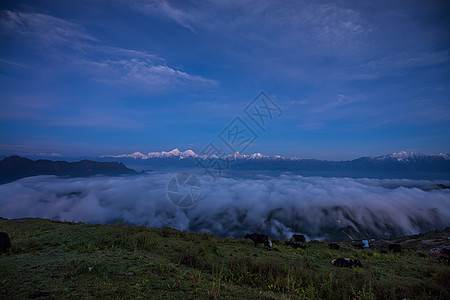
[2,150,450,182]
[0,156,137,184]
[102,148,450,162]
[100,149,450,180]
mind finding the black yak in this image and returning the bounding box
[328,242,340,250]
[285,240,307,249]
[388,243,401,253]
[353,243,365,249]
[331,258,363,268]
[0,232,11,254]
[440,247,450,265]
[292,234,306,242]
[244,233,272,248]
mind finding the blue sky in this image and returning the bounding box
[0,0,449,160]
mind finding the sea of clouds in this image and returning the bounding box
[0,173,449,240]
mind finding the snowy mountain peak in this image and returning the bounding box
[384,151,424,161]
[250,153,264,159]
[438,153,450,160]
[376,151,449,162]
[102,149,275,160]
[102,149,450,161]
[165,148,180,156]
[103,151,147,159]
[180,149,198,159]
[102,148,193,159]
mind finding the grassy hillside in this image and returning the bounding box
[0,217,449,299]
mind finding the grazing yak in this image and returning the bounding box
[292,234,306,242]
[244,233,272,249]
[328,242,340,250]
[388,243,401,253]
[285,241,307,249]
[331,258,363,268]
[0,232,11,254]
[440,248,450,265]
[353,243,365,249]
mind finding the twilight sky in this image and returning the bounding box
[0,0,449,160]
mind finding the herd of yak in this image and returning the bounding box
[243,232,402,268]
[2,230,449,267]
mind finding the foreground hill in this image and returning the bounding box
[0,156,136,184]
[0,218,449,299]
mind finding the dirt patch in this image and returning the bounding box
[422,239,441,245]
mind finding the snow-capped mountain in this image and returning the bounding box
[102,149,275,160]
[102,148,199,160]
[103,149,450,162]
[375,151,450,162]
[12,149,449,180]
[100,149,450,178]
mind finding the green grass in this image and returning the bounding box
[1,218,449,299]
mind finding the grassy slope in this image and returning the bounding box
[0,218,449,299]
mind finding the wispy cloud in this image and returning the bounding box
[0,58,37,70]
[130,0,449,83]
[0,10,217,92]
[153,0,198,33]
[1,10,98,45]
[309,94,359,114]
[31,152,62,157]
[347,50,450,80]
[134,1,368,52]
[89,59,218,92]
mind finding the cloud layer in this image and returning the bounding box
[1,174,449,241]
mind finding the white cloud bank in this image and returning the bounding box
[0,174,449,240]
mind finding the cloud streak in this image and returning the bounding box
[136,0,369,53]
[0,10,217,92]
[90,59,218,91]
[130,0,449,82]
[1,11,98,44]
[0,174,448,241]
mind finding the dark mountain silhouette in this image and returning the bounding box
[0,156,136,184]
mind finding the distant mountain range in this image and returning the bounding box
[0,156,136,184]
[101,148,273,160]
[101,149,450,180]
[1,150,449,183]
[102,148,450,162]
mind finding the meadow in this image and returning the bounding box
[0,217,449,299]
